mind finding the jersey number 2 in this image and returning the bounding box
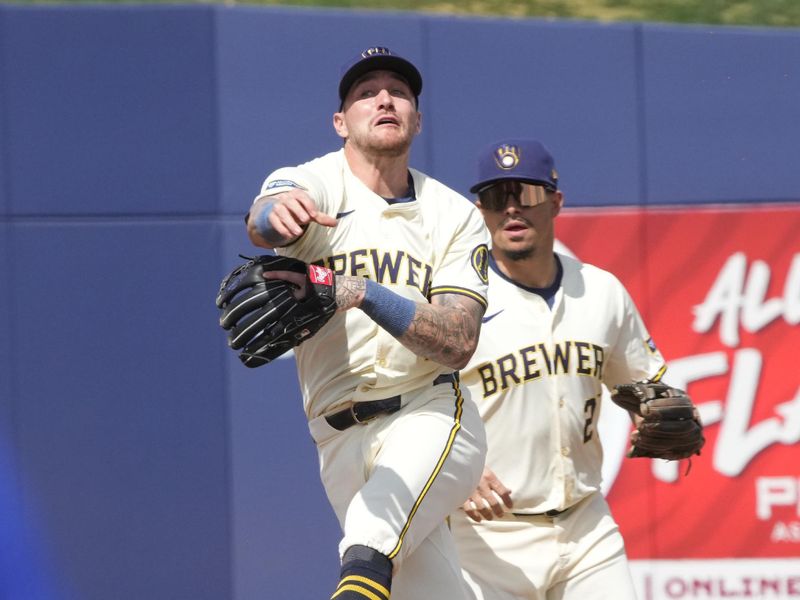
[583,397,598,443]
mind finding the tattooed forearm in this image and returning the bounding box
[335,275,367,311]
[399,294,484,369]
[339,275,485,369]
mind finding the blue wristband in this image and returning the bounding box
[361,279,416,337]
[254,203,291,246]
[254,203,275,239]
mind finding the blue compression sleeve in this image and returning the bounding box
[360,279,416,337]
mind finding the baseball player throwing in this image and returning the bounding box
[449,139,703,599]
[245,47,491,600]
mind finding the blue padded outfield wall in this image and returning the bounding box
[1,5,799,599]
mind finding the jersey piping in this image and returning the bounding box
[387,379,465,559]
[429,285,489,309]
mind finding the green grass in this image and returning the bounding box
[3,0,800,28]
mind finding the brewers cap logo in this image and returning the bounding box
[362,47,391,58]
[494,144,520,170]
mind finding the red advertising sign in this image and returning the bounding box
[556,204,800,595]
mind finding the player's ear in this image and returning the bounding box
[551,191,564,217]
[333,112,348,140]
[414,110,422,135]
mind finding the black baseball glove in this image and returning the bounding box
[611,382,705,461]
[216,254,336,367]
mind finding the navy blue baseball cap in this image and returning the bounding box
[470,139,559,194]
[338,46,423,106]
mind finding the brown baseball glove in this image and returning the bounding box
[611,382,705,461]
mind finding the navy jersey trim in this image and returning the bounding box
[489,253,563,307]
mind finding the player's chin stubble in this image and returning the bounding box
[348,124,414,157]
[502,247,535,261]
[367,135,413,157]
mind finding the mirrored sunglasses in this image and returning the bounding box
[477,181,553,211]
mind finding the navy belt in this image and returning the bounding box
[325,372,458,431]
[540,509,568,518]
[514,507,571,518]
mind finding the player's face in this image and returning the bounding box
[333,71,421,157]
[477,182,562,261]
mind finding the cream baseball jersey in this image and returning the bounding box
[256,149,490,419]
[460,253,666,513]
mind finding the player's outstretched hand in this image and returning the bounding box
[461,468,513,522]
[248,190,338,246]
[269,189,337,236]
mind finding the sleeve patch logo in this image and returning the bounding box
[266,179,305,191]
[645,337,659,354]
[471,244,490,284]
